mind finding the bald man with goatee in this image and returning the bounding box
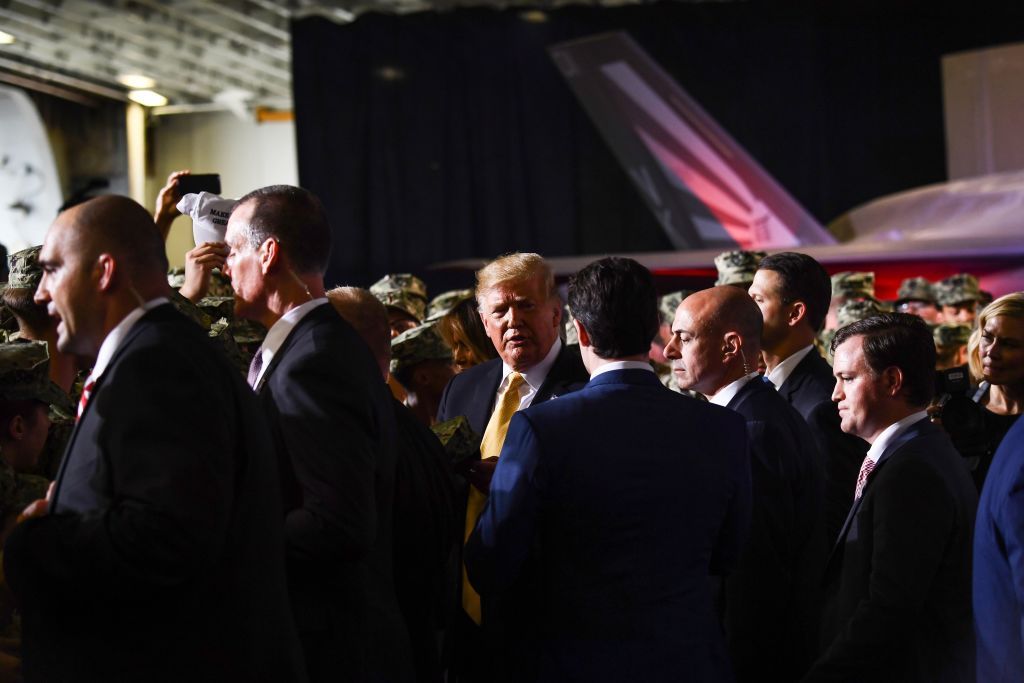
[665,286,824,681]
[5,195,306,683]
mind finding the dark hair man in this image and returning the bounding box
[466,257,750,682]
[224,185,412,682]
[804,313,977,682]
[749,252,869,543]
[435,252,588,683]
[666,286,824,680]
[9,195,304,681]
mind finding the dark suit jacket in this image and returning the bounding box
[778,349,869,544]
[466,369,751,683]
[435,342,589,434]
[804,418,977,683]
[723,377,825,681]
[392,399,459,683]
[256,303,411,683]
[973,415,1024,682]
[4,304,306,683]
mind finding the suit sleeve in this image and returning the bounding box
[274,346,377,563]
[710,412,751,576]
[995,448,1024,658]
[464,412,543,596]
[5,343,236,602]
[802,456,957,681]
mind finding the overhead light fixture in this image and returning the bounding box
[128,89,168,107]
[117,73,156,89]
[519,10,548,23]
[0,30,16,45]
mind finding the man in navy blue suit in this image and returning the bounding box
[974,414,1024,681]
[803,314,976,683]
[666,285,824,681]
[466,257,751,682]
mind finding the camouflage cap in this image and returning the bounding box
[7,245,43,290]
[934,273,981,306]
[896,277,935,304]
[836,299,884,328]
[714,250,766,287]
[831,271,875,299]
[0,341,64,405]
[431,415,480,467]
[658,290,692,326]
[370,273,428,301]
[375,289,426,322]
[389,321,453,377]
[933,323,972,349]
[425,288,474,322]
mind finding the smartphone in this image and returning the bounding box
[177,173,221,196]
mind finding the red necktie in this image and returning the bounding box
[77,377,96,421]
[854,457,876,501]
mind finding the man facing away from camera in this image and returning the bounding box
[466,256,750,682]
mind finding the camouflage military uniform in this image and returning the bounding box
[390,321,454,379]
[167,267,234,298]
[371,273,429,322]
[425,289,474,322]
[935,273,982,307]
[431,415,481,475]
[934,323,972,352]
[714,250,766,287]
[831,271,876,301]
[820,299,885,353]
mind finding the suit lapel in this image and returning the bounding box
[254,305,326,394]
[827,417,934,562]
[534,344,586,403]
[52,306,171,510]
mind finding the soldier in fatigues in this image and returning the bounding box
[715,250,767,288]
[935,273,983,325]
[391,321,456,428]
[895,277,940,324]
[934,323,972,371]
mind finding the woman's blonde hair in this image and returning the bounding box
[968,291,1024,382]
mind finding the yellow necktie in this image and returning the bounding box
[463,372,526,624]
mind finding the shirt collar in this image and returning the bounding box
[709,371,761,406]
[865,410,930,464]
[90,297,170,381]
[499,337,562,394]
[766,344,816,390]
[255,298,328,382]
[590,360,656,379]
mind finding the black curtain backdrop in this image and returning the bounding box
[291,2,1024,289]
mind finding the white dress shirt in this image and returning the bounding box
[863,410,930,466]
[89,297,170,383]
[766,344,817,390]
[590,360,656,379]
[709,372,761,407]
[495,338,563,412]
[251,297,328,387]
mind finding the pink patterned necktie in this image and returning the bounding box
[247,349,264,388]
[854,457,876,501]
[77,377,96,421]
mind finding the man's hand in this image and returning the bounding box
[467,456,499,493]
[154,170,190,240]
[180,242,229,302]
[17,482,54,524]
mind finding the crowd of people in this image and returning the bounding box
[0,176,1021,683]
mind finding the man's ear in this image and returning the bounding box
[787,300,808,329]
[573,319,591,348]
[259,237,280,275]
[8,415,25,441]
[96,253,116,292]
[722,330,742,362]
[882,365,904,397]
[551,298,563,328]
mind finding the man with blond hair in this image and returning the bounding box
[437,252,588,683]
